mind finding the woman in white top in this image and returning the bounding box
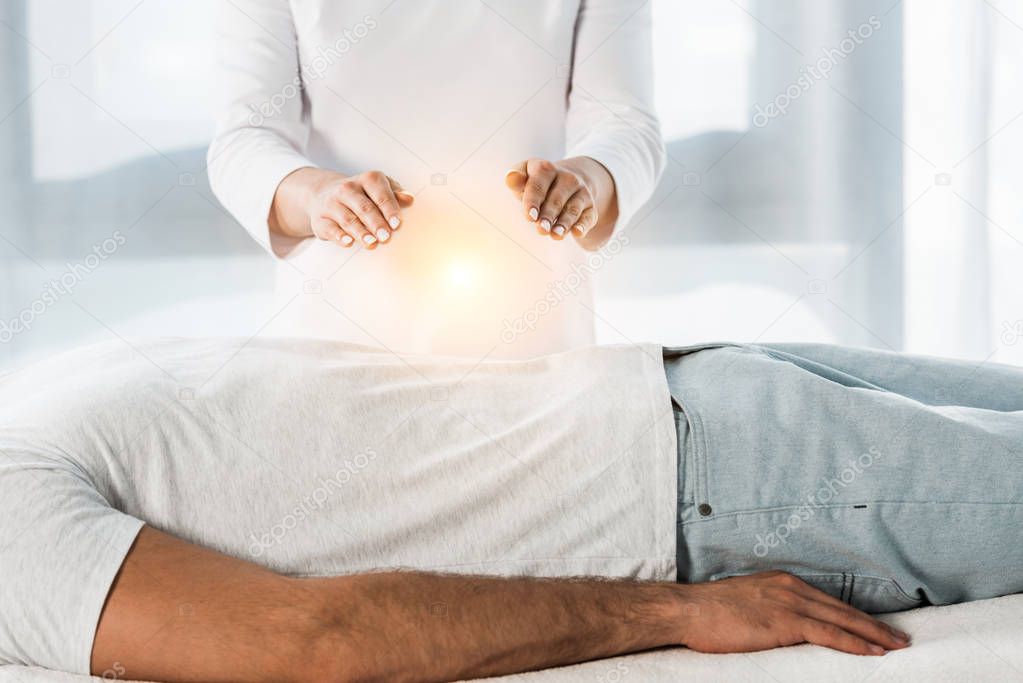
[208,0,665,358]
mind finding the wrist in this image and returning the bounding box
[271,167,343,239]
[622,582,692,649]
[662,583,701,646]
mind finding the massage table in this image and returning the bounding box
[3,595,1021,682]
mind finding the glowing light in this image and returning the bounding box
[445,261,476,290]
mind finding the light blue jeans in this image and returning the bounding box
[663,343,1023,613]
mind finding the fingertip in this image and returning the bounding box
[529,207,540,221]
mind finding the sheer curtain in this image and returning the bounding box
[597,0,906,349]
[904,0,1023,364]
[1,0,274,370]
[597,0,1023,365]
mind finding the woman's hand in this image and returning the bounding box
[271,167,415,248]
[505,157,618,249]
[675,572,912,656]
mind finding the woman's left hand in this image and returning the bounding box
[505,157,615,245]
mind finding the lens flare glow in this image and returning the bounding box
[445,261,476,290]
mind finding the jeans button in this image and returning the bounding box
[698,503,712,516]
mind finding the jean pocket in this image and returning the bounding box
[796,573,924,614]
[672,402,695,506]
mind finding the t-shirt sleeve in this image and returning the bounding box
[0,452,144,675]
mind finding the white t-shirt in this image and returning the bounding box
[0,338,677,675]
[207,0,665,359]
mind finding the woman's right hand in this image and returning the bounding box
[271,167,415,248]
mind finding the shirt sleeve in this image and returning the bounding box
[0,453,144,674]
[206,0,314,258]
[566,0,667,233]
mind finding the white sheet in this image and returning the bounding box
[3,595,1021,683]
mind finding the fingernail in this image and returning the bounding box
[529,208,539,221]
[388,216,401,230]
[870,645,886,655]
[376,228,390,242]
[363,234,377,245]
[540,218,551,232]
[553,225,566,237]
[340,235,354,247]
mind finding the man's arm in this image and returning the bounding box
[92,527,909,683]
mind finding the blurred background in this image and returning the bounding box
[2,0,1023,370]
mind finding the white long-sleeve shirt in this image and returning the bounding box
[208,0,665,359]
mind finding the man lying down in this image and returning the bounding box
[2,337,1021,682]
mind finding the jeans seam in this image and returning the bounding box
[680,499,1023,528]
[671,393,706,507]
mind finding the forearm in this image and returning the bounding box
[93,527,684,683]
[315,571,682,682]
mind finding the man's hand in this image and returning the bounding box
[675,571,912,656]
[505,156,618,249]
[270,167,415,248]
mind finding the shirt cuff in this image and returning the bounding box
[213,145,314,259]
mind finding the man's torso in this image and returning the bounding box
[0,337,678,581]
